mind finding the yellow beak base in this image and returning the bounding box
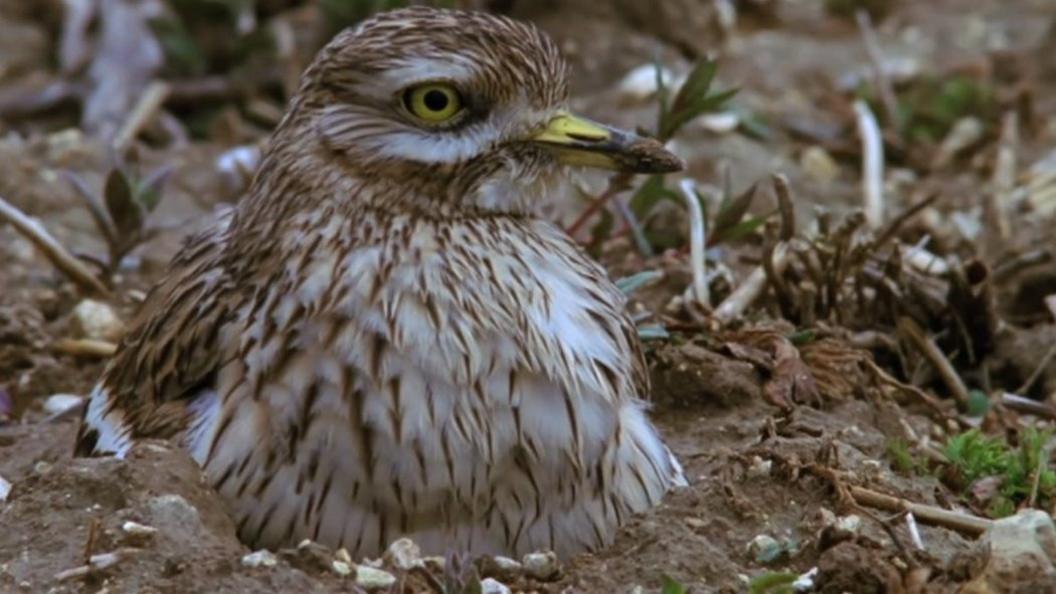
[530,112,684,174]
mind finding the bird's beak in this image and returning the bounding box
[530,111,684,174]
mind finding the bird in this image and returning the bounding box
[74,6,687,559]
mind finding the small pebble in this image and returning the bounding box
[747,534,781,562]
[834,515,861,535]
[120,521,158,541]
[334,547,352,564]
[241,550,278,568]
[384,537,422,570]
[480,555,522,580]
[43,394,83,415]
[746,455,772,479]
[355,565,396,590]
[0,474,11,502]
[522,550,559,581]
[698,112,740,133]
[481,577,512,594]
[331,560,352,576]
[71,299,124,342]
[617,63,677,101]
[793,567,818,591]
[800,145,840,184]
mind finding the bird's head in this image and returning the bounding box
[262,7,682,217]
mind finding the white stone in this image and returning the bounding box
[120,521,157,538]
[334,547,352,564]
[241,550,278,568]
[43,394,83,415]
[522,550,559,581]
[698,112,740,134]
[355,565,396,590]
[746,455,772,479]
[481,577,512,594]
[747,534,781,560]
[800,146,840,184]
[0,474,10,502]
[492,555,522,574]
[793,567,818,591]
[617,64,677,101]
[331,560,352,576]
[834,515,861,535]
[383,537,422,570]
[966,509,1056,589]
[71,299,124,342]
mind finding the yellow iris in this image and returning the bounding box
[404,84,463,123]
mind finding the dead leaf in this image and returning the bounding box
[765,338,819,409]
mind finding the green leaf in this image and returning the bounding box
[135,165,174,213]
[148,16,209,76]
[748,571,798,594]
[663,87,740,139]
[788,329,815,345]
[629,175,680,219]
[661,575,687,594]
[104,167,143,239]
[637,324,670,341]
[670,60,718,117]
[615,270,663,296]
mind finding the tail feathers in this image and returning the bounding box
[73,383,134,458]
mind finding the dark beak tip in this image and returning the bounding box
[627,138,685,174]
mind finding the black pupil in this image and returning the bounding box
[423,89,449,112]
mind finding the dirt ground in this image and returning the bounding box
[3,0,1056,592]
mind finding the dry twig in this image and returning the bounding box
[53,338,118,358]
[679,178,709,307]
[0,196,112,298]
[897,316,970,409]
[985,111,1018,253]
[848,486,992,536]
[853,100,885,229]
[714,242,791,323]
[1001,392,1056,421]
[113,80,171,152]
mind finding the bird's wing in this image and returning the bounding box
[74,208,237,455]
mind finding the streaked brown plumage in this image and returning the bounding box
[75,7,685,558]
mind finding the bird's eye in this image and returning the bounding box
[403,84,463,123]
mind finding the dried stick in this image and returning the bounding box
[992,249,1052,283]
[678,178,709,307]
[771,173,796,241]
[53,338,118,358]
[849,486,992,536]
[714,242,790,323]
[1001,392,1056,421]
[1015,342,1056,395]
[565,173,632,237]
[873,192,939,250]
[986,111,1017,251]
[897,316,970,409]
[0,196,112,298]
[113,80,171,152]
[905,512,925,550]
[854,100,885,229]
